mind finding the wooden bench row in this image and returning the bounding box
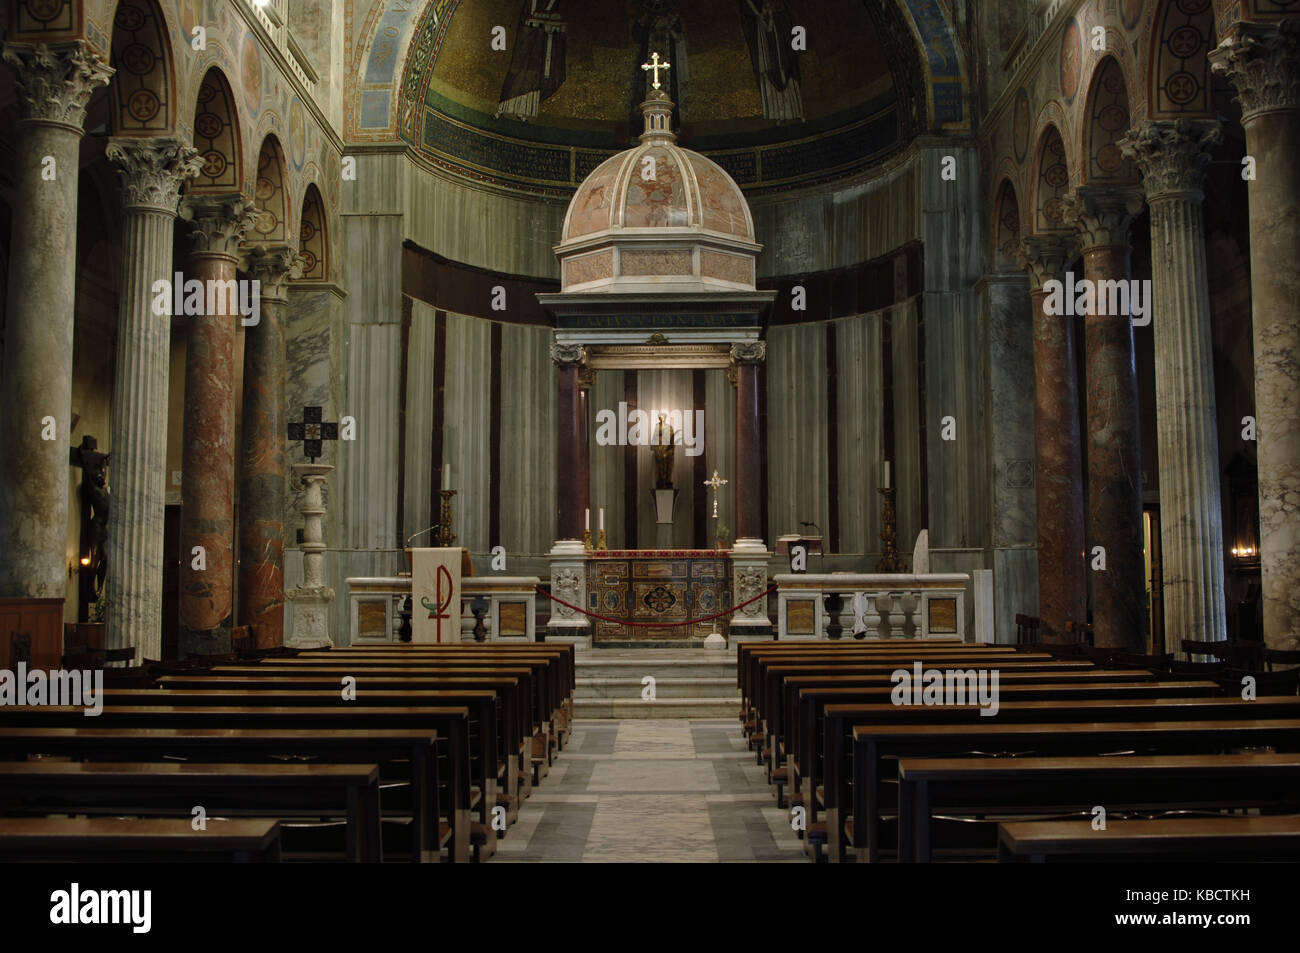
[0,642,575,863]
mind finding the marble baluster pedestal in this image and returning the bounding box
[286,463,335,649]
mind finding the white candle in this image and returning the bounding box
[443,464,450,488]
[585,508,590,531]
[599,508,605,531]
[884,461,890,490]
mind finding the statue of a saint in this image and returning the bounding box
[652,412,676,489]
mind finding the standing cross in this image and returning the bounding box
[641,51,671,90]
[288,406,339,462]
[703,469,728,519]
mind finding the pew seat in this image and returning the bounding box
[997,815,1300,862]
[0,817,282,862]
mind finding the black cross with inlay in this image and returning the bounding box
[288,406,338,462]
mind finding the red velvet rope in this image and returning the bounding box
[535,584,777,628]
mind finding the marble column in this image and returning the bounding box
[729,341,771,633]
[238,245,300,648]
[103,138,203,661]
[548,343,589,647]
[177,196,256,657]
[1211,20,1300,652]
[1018,236,1087,642]
[552,344,585,541]
[1121,119,1228,648]
[1063,187,1148,652]
[0,43,110,599]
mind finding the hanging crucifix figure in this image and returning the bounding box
[497,0,567,120]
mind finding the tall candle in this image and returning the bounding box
[443,464,450,488]
[585,508,591,531]
[599,508,605,531]
[884,461,890,490]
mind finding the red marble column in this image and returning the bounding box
[177,196,255,657]
[1064,187,1148,652]
[1018,236,1087,641]
[731,342,766,542]
[238,245,299,647]
[552,344,586,541]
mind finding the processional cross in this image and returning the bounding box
[641,51,671,90]
[288,406,338,462]
[703,469,728,519]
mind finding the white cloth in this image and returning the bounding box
[411,548,462,643]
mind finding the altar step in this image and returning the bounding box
[573,651,740,719]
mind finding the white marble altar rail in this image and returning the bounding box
[345,575,541,643]
[772,572,971,640]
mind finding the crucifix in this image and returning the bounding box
[641,51,670,90]
[288,406,339,462]
[703,469,728,519]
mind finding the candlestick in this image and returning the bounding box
[435,488,458,547]
[876,486,903,572]
[597,528,608,550]
[584,529,593,550]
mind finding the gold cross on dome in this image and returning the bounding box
[641,51,671,90]
[703,469,728,519]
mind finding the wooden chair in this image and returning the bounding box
[1181,639,1262,668]
[1064,620,1093,646]
[1265,648,1300,672]
[1168,658,1226,675]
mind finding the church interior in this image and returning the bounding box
[0,0,1298,875]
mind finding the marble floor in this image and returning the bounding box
[493,719,806,863]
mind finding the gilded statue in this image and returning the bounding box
[652,412,675,488]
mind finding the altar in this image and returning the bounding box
[586,550,731,643]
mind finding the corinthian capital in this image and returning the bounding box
[550,342,586,366]
[1119,120,1222,203]
[729,341,767,364]
[2,41,112,129]
[241,244,304,299]
[1062,187,1145,251]
[1209,19,1300,122]
[1016,235,1076,292]
[179,195,258,256]
[106,138,204,214]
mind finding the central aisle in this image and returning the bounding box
[493,719,806,862]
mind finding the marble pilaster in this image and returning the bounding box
[1018,236,1086,641]
[552,344,585,542]
[177,196,256,657]
[0,42,110,599]
[238,245,300,648]
[1121,119,1228,647]
[1062,187,1148,652]
[1211,20,1300,651]
[103,138,203,660]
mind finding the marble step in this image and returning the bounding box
[573,697,742,719]
[576,676,738,699]
[575,657,737,682]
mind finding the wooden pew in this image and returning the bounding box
[997,815,1300,862]
[848,717,1300,864]
[0,817,284,862]
[898,752,1300,861]
[0,726,454,863]
[0,761,381,862]
[1,705,475,862]
[781,678,1214,813]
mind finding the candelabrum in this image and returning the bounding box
[876,487,904,573]
[597,528,608,551]
[436,489,457,547]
